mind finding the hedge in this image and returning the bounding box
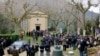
[0,34,19,42]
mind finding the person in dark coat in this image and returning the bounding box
[35,31,39,41]
[7,38,12,47]
[41,37,46,46]
[0,44,4,56]
[40,45,44,56]
[45,44,50,56]
[34,43,39,52]
[78,38,87,56]
[32,30,35,40]
[68,37,72,48]
[26,45,31,56]
[34,43,39,56]
[50,35,55,45]
[72,36,77,50]
[1,39,6,48]
[30,45,35,56]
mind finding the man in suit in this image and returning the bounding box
[0,44,4,56]
[30,45,35,56]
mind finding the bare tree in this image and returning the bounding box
[66,0,99,36]
[4,0,37,33]
[39,3,63,32]
[61,3,81,34]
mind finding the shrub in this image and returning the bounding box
[0,34,19,42]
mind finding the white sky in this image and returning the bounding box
[89,6,100,14]
[81,0,100,14]
[0,0,100,14]
[0,0,5,2]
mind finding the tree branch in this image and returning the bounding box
[18,3,37,23]
[64,6,83,26]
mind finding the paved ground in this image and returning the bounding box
[3,39,79,56]
[4,46,54,56]
[4,46,70,56]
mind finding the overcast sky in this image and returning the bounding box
[89,6,100,14]
[66,0,100,14]
[0,0,100,13]
[89,0,100,13]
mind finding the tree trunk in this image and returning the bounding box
[55,21,59,33]
[67,26,69,34]
[65,21,69,35]
[83,13,86,36]
[14,23,21,34]
[83,29,86,36]
[77,27,80,35]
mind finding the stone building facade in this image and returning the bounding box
[21,11,48,32]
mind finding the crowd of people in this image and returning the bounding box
[0,30,100,56]
[25,43,50,56]
[0,38,13,48]
[34,30,100,56]
[0,37,14,56]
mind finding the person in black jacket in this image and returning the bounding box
[72,36,77,50]
[35,43,39,52]
[78,38,87,56]
[45,44,50,56]
[0,44,4,56]
[30,45,35,56]
[34,43,39,56]
[40,45,44,56]
[25,45,31,56]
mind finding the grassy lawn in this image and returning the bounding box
[36,36,43,45]
[23,35,33,41]
[23,35,43,45]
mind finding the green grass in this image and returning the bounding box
[23,35,43,45]
[36,36,43,45]
[23,35,33,41]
